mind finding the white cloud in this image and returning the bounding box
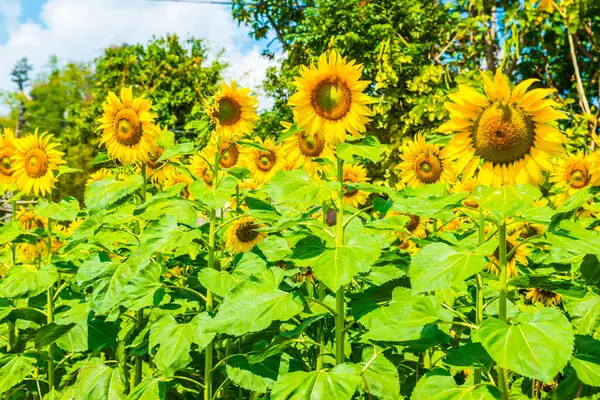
[0,0,275,109]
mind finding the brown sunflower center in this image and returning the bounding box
[113,108,143,146]
[236,221,259,243]
[414,153,443,183]
[568,165,589,189]
[298,133,326,157]
[0,149,13,176]
[202,168,214,186]
[216,97,241,126]
[473,103,535,164]
[256,152,276,172]
[24,148,49,178]
[311,79,352,121]
[406,214,420,232]
[220,144,239,168]
[493,240,515,262]
[343,174,359,197]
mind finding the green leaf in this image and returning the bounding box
[472,184,541,222]
[209,268,302,336]
[268,170,337,207]
[271,363,361,400]
[56,165,83,178]
[225,355,279,393]
[157,142,195,161]
[389,191,467,218]
[570,335,600,387]
[567,296,600,335]
[189,174,240,209]
[359,288,445,342]
[312,234,380,291]
[0,221,23,245]
[359,347,399,399]
[72,358,126,399]
[127,377,166,400]
[412,370,500,399]
[0,264,57,299]
[198,252,267,298]
[120,261,162,311]
[257,236,292,262]
[336,136,384,163]
[580,255,600,285]
[0,355,36,395]
[84,175,143,214]
[92,152,111,165]
[35,322,76,349]
[36,196,80,221]
[149,313,215,376]
[545,220,600,257]
[474,308,574,383]
[410,242,488,293]
[444,343,494,371]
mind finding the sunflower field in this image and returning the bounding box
[1,0,600,399]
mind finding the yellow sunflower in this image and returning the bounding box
[86,168,113,186]
[340,163,369,208]
[208,81,259,140]
[289,50,374,143]
[164,173,194,199]
[17,206,47,229]
[145,144,178,187]
[294,266,317,284]
[0,128,17,184]
[550,151,600,196]
[242,137,286,185]
[486,232,531,278]
[525,288,562,306]
[189,154,214,188]
[280,122,335,177]
[397,134,456,187]
[98,86,158,165]
[536,0,553,13]
[398,238,419,255]
[12,130,65,196]
[439,69,567,186]
[225,216,267,253]
[204,137,242,170]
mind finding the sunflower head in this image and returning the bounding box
[190,154,214,187]
[486,232,530,277]
[524,288,562,306]
[86,168,113,186]
[0,128,17,184]
[98,86,158,165]
[241,137,286,185]
[440,69,567,187]
[205,137,241,170]
[398,134,455,187]
[294,266,317,284]
[17,206,47,230]
[225,216,267,253]
[281,121,334,176]
[550,152,600,195]
[208,81,259,140]
[289,50,374,144]
[164,173,194,199]
[340,163,369,208]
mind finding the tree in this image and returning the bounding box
[10,58,33,136]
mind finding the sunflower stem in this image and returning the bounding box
[134,163,148,387]
[474,208,485,385]
[497,221,509,399]
[7,199,17,352]
[335,157,345,365]
[46,199,55,391]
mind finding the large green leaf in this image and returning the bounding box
[545,220,600,257]
[410,242,488,293]
[389,191,467,218]
[412,370,500,399]
[72,358,126,399]
[189,174,240,209]
[444,343,494,372]
[359,288,446,342]
[311,234,380,291]
[127,377,166,400]
[198,252,267,298]
[84,175,143,214]
[567,296,600,335]
[209,268,302,336]
[359,347,399,399]
[54,303,89,353]
[0,221,23,245]
[268,170,337,207]
[225,355,280,393]
[36,196,80,221]
[257,236,292,262]
[472,184,541,222]
[336,136,384,163]
[0,264,57,299]
[0,355,36,394]
[271,364,361,400]
[149,313,215,376]
[120,261,162,311]
[570,335,600,387]
[35,322,76,349]
[474,308,574,383]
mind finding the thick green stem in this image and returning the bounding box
[335,157,345,365]
[8,200,17,352]
[474,209,485,384]
[497,221,509,398]
[134,164,148,387]
[46,212,55,390]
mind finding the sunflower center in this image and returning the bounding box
[311,80,352,121]
[493,241,515,262]
[236,222,259,243]
[256,152,276,172]
[568,166,589,189]
[406,214,420,232]
[203,169,214,186]
[216,98,241,126]
[220,144,239,168]
[473,103,535,164]
[343,174,359,197]
[0,150,13,176]
[298,133,325,157]
[113,108,143,146]
[24,148,49,178]
[414,153,443,183]
[147,146,164,169]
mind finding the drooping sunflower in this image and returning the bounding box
[486,232,531,278]
[550,151,600,196]
[189,154,214,188]
[0,128,17,184]
[17,206,47,229]
[146,145,178,187]
[86,168,113,186]
[294,266,317,284]
[439,69,567,186]
[98,86,158,165]
[397,134,456,187]
[242,137,286,185]
[405,214,428,238]
[280,122,335,177]
[289,50,374,144]
[204,137,242,170]
[207,81,259,140]
[340,163,369,208]
[12,130,65,196]
[225,216,267,253]
[164,172,194,199]
[524,288,562,306]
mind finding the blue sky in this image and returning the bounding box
[0,0,276,107]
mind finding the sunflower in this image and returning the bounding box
[204,137,242,170]
[339,163,369,208]
[86,168,113,186]
[242,137,286,185]
[0,128,17,184]
[189,154,214,188]
[536,0,553,12]
[280,122,335,177]
[208,81,258,140]
[98,86,158,165]
[525,288,562,306]
[145,145,178,187]
[17,206,47,229]
[397,134,456,187]
[164,173,194,199]
[486,232,531,278]
[294,266,317,284]
[398,238,419,255]
[387,211,429,240]
[12,130,65,196]
[225,216,267,253]
[550,151,600,196]
[439,69,567,187]
[289,50,374,144]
